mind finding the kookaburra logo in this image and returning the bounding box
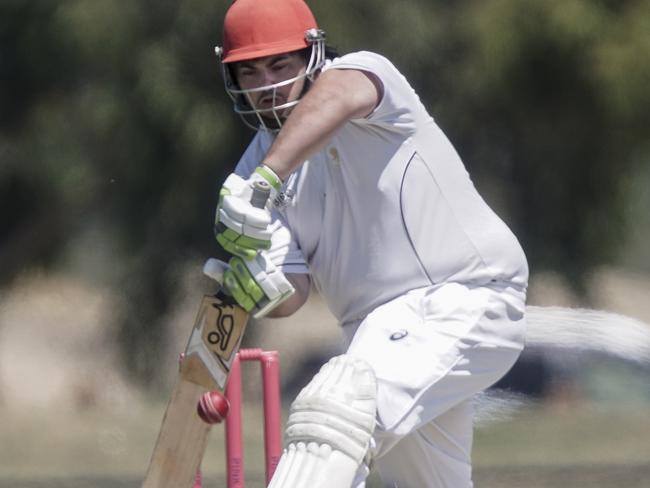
[206,304,235,352]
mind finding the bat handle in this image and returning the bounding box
[250,180,271,209]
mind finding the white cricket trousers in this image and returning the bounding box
[341,281,526,488]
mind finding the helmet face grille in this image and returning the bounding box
[218,31,327,132]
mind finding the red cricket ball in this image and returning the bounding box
[197,391,230,424]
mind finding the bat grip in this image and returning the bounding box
[250,180,271,209]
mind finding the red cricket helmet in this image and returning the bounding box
[215,0,327,131]
[221,0,320,64]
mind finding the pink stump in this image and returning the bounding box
[225,348,282,488]
[259,350,282,483]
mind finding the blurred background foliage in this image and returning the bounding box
[1,0,649,386]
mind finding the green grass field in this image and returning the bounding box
[1,401,648,487]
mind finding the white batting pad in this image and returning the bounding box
[269,355,377,488]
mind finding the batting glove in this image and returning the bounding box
[203,253,295,319]
[215,166,282,260]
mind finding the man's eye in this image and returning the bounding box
[272,64,288,71]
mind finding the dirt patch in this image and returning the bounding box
[0,271,141,413]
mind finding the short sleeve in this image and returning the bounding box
[322,51,423,133]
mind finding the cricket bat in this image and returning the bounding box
[142,181,271,488]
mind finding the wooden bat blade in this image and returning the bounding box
[181,294,250,391]
[142,294,250,488]
[141,379,210,488]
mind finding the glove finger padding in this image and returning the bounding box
[215,224,269,261]
[215,169,281,259]
[223,261,260,313]
[218,196,271,238]
[224,253,295,317]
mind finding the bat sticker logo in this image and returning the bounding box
[206,304,235,352]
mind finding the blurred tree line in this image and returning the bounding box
[1,0,649,385]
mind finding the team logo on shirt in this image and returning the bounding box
[389,329,408,341]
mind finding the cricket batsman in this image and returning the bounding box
[209,0,529,486]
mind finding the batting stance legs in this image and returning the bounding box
[269,281,524,488]
[344,281,526,488]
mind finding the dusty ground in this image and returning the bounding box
[0,402,648,486]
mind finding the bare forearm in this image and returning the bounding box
[264,69,380,180]
[265,92,341,179]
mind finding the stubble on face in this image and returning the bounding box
[233,52,307,115]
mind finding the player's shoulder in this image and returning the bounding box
[326,51,401,76]
[334,50,392,64]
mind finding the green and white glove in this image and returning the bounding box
[215,166,282,260]
[203,253,295,318]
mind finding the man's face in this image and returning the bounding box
[232,52,307,115]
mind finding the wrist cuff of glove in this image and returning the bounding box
[255,164,283,192]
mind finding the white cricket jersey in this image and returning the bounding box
[234,51,529,325]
